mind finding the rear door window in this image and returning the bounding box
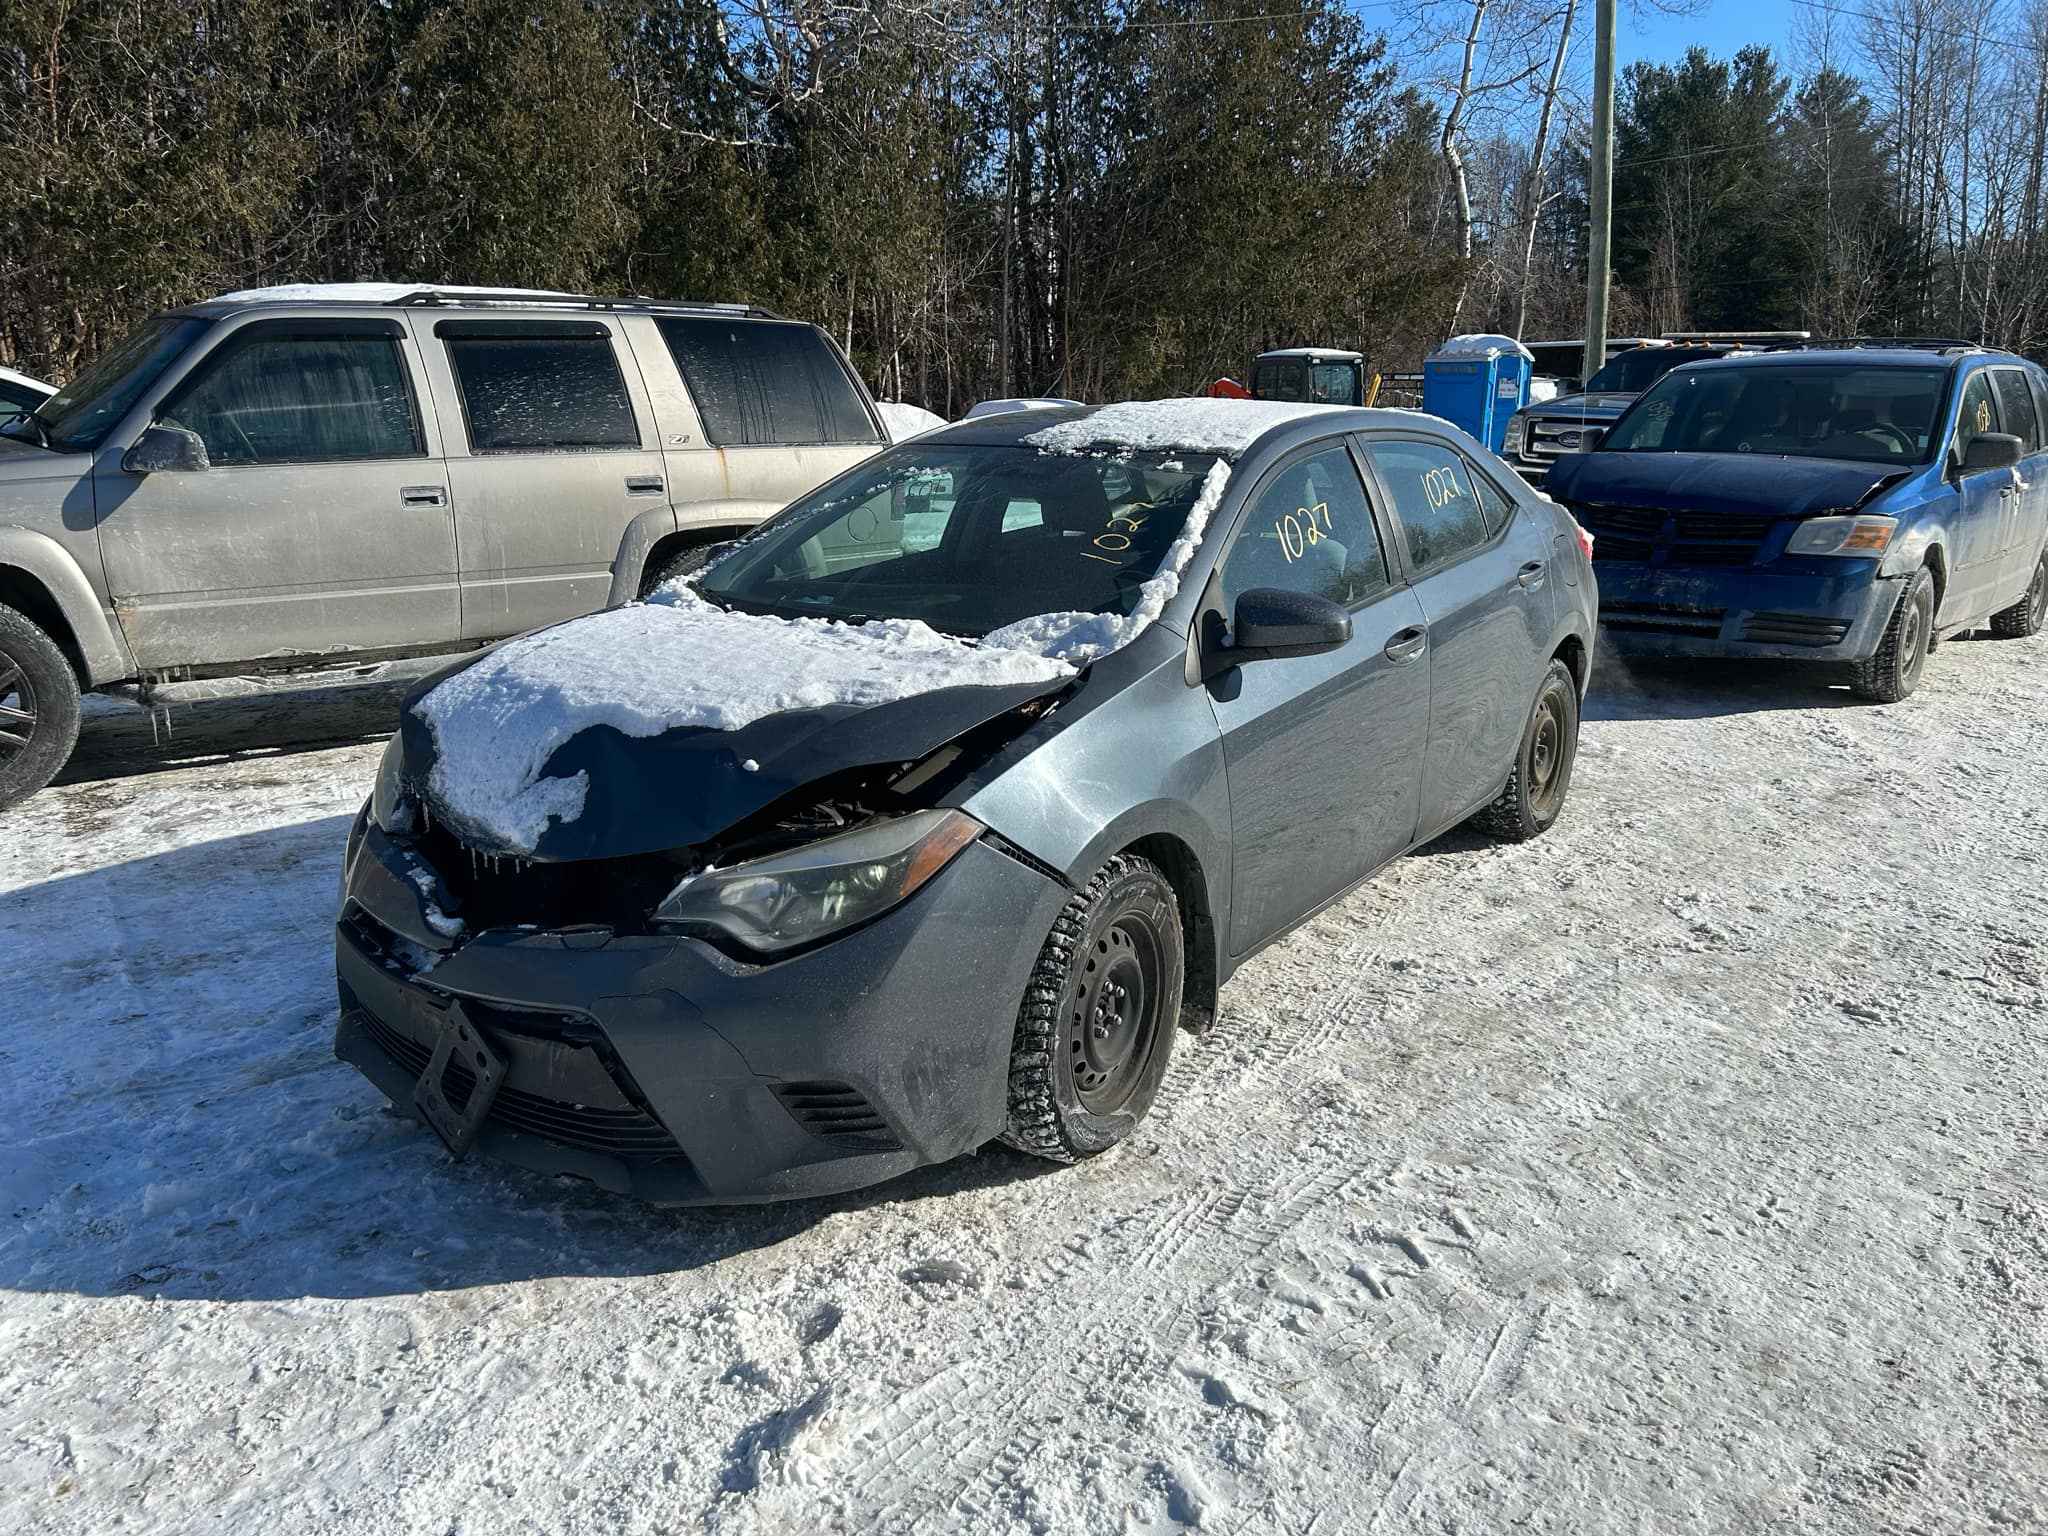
[442,328,639,452]
[1991,369,2041,453]
[1364,438,1493,570]
[657,318,880,447]
[159,332,421,465]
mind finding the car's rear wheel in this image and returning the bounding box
[1850,565,1936,702]
[0,603,82,810]
[1002,854,1183,1163]
[1473,658,1579,842]
[1989,550,2047,639]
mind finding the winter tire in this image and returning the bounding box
[1989,549,2047,639]
[1473,658,1579,842]
[638,538,729,599]
[0,603,82,810]
[1001,853,1184,1163]
[1850,565,1936,702]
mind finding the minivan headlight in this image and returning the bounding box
[1785,514,1897,557]
[654,808,984,954]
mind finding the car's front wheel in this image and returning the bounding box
[0,603,82,810]
[1989,549,2047,639]
[1850,565,1936,702]
[1002,854,1184,1163]
[1473,657,1580,842]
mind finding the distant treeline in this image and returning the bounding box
[3,2,2045,411]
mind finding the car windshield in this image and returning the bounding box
[6,315,210,451]
[1602,363,1948,466]
[695,443,1224,636]
[1584,348,1716,394]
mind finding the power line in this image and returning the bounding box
[1788,0,2048,61]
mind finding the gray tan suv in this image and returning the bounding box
[0,286,886,807]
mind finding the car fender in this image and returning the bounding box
[1877,491,1951,587]
[0,523,136,684]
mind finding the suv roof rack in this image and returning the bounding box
[1787,336,1993,355]
[390,287,783,319]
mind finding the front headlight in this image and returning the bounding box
[654,808,984,954]
[1784,514,1897,558]
[1504,413,1526,455]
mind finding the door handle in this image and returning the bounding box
[1384,627,1427,664]
[400,485,447,508]
[1516,559,1548,591]
[625,476,666,497]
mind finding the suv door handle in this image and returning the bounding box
[1384,627,1427,663]
[1516,560,1548,591]
[400,485,447,508]
[625,476,666,497]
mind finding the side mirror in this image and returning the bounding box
[1230,588,1352,663]
[1960,432,2022,475]
[1577,426,1606,452]
[122,424,210,475]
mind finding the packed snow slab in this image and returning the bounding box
[1432,332,1536,361]
[1027,397,1344,457]
[876,401,948,441]
[415,591,1074,853]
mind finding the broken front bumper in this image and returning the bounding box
[1594,559,1897,660]
[333,816,1069,1205]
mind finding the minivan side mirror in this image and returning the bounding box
[1959,431,2022,476]
[122,424,210,475]
[1230,588,1352,663]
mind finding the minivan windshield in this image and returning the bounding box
[1602,363,1948,466]
[695,444,1223,636]
[4,316,210,452]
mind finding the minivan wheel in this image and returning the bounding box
[1850,566,1936,702]
[0,603,82,809]
[1473,658,1579,843]
[1989,550,2047,639]
[1002,854,1184,1163]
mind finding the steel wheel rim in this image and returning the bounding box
[1070,914,1165,1115]
[1899,591,1930,688]
[1528,686,1570,818]
[0,650,35,762]
[2030,558,2047,627]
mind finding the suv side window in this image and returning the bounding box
[159,333,421,466]
[442,327,639,452]
[1954,369,2000,463]
[1991,368,2041,453]
[1220,441,1390,611]
[1364,438,1492,570]
[657,318,879,447]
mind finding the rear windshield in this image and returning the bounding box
[1602,363,1948,466]
[695,444,1222,635]
[1583,347,1718,394]
[12,316,209,451]
[1255,359,1358,404]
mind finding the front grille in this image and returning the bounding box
[1527,416,1599,459]
[1570,505,1774,568]
[1741,612,1851,647]
[1601,602,1728,637]
[407,821,683,933]
[771,1081,901,1150]
[351,1003,686,1159]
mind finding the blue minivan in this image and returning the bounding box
[1546,344,2048,700]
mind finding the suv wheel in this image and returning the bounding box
[1989,550,2047,639]
[638,537,730,599]
[1002,854,1184,1163]
[1473,658,1580,842]
[0,604,83,808]
[1850,566,1936,702]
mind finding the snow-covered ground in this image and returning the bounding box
[3,634,2045,1535]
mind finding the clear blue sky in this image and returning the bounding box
[1623,0,1798,68]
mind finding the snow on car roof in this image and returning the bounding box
[1257,347,1363,360]
[1025,398,1344,458]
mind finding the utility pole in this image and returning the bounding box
[1583,0,1617,385]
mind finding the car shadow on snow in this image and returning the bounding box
[0,817,1061,1304]
[1583,650,1877,722]
[56,663,439,788]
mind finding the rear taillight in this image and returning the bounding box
[1573,520,1595,562]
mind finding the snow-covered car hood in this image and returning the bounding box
[1546,450,1910,520]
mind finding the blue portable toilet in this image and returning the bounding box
[1422,334,1534,453]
